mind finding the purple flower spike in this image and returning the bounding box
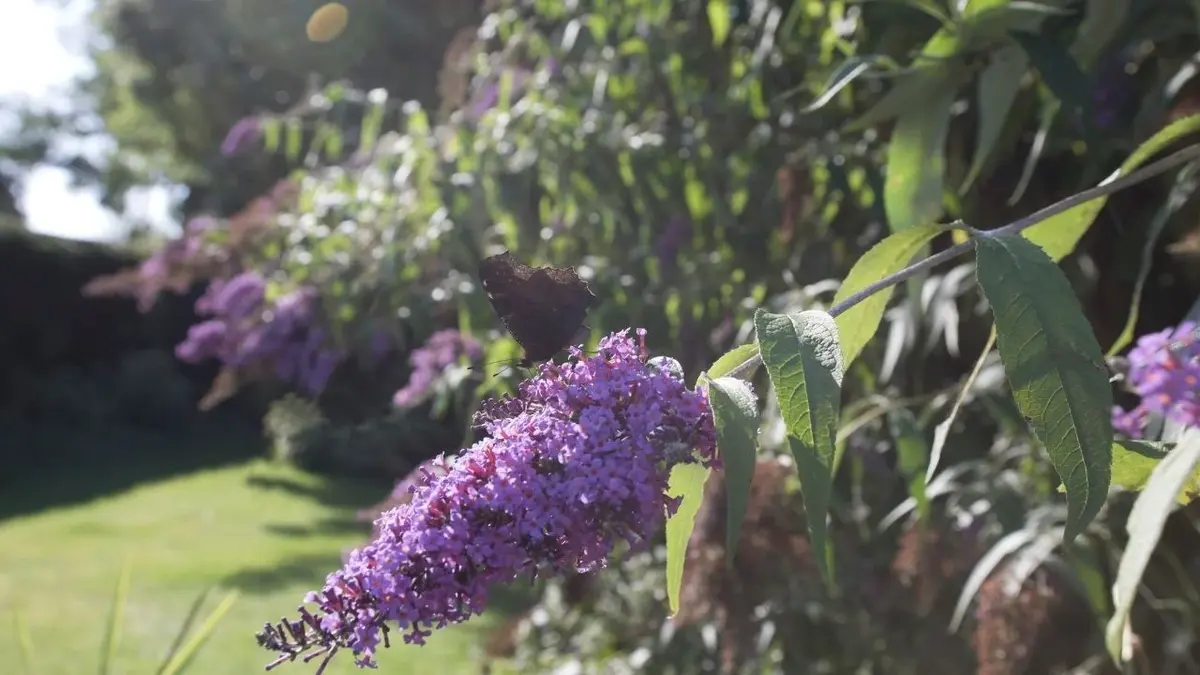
[258,329,718,669]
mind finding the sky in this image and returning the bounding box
[1,0,176,242]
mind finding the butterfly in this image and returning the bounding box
[478,251,597,368]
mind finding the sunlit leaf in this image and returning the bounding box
[1107,431,1200,664]
[708,377,760,562]
[832,224,945,367]
[665,462,711,616]
[975,235,1112,540]
[707,0,732,46]
[883,84,955,232]
[706,343,759,380]
[755,309,844,586]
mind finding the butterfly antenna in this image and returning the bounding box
[469,359,521,378]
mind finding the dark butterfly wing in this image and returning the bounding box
[479,251,596,365]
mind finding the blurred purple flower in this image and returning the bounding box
[1091,55,1135,132]
[176,320,228,363]
[257,329,718,668]
[221,116,262,156]
[392,329,483,409]
[468,81,500,120]
[211,271,266,319]
[1112,321,1200,438]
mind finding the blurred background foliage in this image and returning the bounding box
[6,0,1200,673]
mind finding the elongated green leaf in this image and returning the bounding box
[1008,95,1058,205]
[1024,114,1200,260]
[1011,31,1091,113]
[847,68,953,131]
[889,409,929,521]
[959,0,1009,17]
[755,309,845,585]
[1110,440,1200,502]
[1108,166,1198,356]
[13,609,34,675]
[929,327,997,483]
[1107,431,1200,664]
[707,0,732,46]
[884,85,956,232]
[708,377,761,563]
[800,55,895,113]
[961,44,1028,193]
[665,463,711,616]
[158,590,239,675]
[832,224,945,367]
[974,235,1113,540]
[1070,0,1130,68]
[706,343,759,380]
[101,559,133,675]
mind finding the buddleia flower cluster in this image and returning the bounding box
[257,329,718,671]
[391,329,484,408]
[1112,321,1200,438]
[176,272,342,394]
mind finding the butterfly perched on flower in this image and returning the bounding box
[478,251,597,367]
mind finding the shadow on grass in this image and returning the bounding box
[222,552,346,595]
[262,515,368,539]
[0,419,263,523]
[242,473,389,511]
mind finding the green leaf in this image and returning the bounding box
[889,409,930,521]
[1070,0,1130,68]
[846,68,955,131]
[100,559,132,675]
[261,118,281,153]
[832,224,945,367]
[285,118,303,161]
[1107,431,1200,664]
[754,309,845,586]
[665,462,711,616]
[13,608,34,674]
[1110,440,1200,503]
[929,327,997,483]
[974,235,1113,540]
[158,589,239,675]
[706,343,759,380]
[961,44,1028,193]
[1107,166,1198,356]
[707,0,732,46]
[1023,114,1200,260]
[883,83,955,232]
[1011,30,1091,113]
[800,55,895,114]
[708,377,761,563]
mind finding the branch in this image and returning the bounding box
[721,141,1200,381]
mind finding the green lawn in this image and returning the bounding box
[0,432,514,675]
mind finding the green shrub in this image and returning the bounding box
[263,395,457,480]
